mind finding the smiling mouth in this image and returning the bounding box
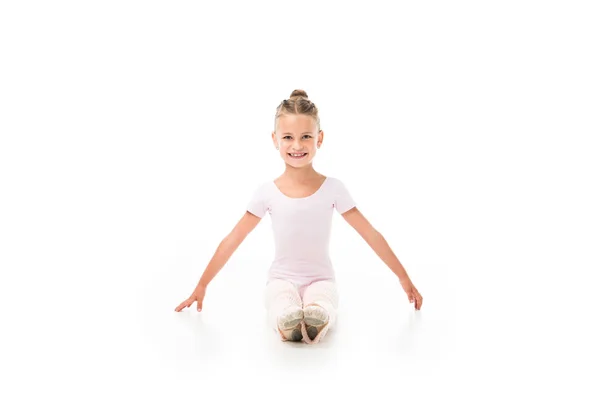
[288,153,307,159]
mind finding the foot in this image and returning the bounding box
[277,308,304,342]
[303,304,329,341]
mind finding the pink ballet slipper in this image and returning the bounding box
[301,303,330,344]
[277,307,304,342]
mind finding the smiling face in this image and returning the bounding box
[272,114,323,168]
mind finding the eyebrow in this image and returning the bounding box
[282,132,313,135]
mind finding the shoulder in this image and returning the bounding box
[250,179,276,196]
[325,176,351,191]
[325,176,356,213]
[325,175,341,186]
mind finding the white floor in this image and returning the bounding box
[3,234,597,399]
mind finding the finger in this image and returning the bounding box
[186,296,195,307]
[175,301,186,312]
[176,299,192,312]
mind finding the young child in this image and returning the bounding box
[175,89,423,344]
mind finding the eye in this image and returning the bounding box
[282,135,311,139]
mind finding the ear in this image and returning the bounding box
[318,130,324,147]
[272,131,278,148]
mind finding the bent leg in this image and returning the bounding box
[301,280,339,344]
[264,279,303,341]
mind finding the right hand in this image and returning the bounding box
[174,285,206,312]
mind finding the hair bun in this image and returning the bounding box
[290,89,308,99]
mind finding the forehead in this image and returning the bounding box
[277,114,316,134]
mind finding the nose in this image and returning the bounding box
[292,139,305,151]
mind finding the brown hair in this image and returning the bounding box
[274,89,321,132]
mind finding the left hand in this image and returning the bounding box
[400,277,422,310]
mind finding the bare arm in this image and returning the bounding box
[196,211,262,288]
[341,207,409,281]
[342,207,422,309]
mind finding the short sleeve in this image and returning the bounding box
[246,183,268,218]
[334,179,356,214]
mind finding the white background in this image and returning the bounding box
[1,0,599,398]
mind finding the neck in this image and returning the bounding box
[282,164,321,183]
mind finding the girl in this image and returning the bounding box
[175,90,423,344]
